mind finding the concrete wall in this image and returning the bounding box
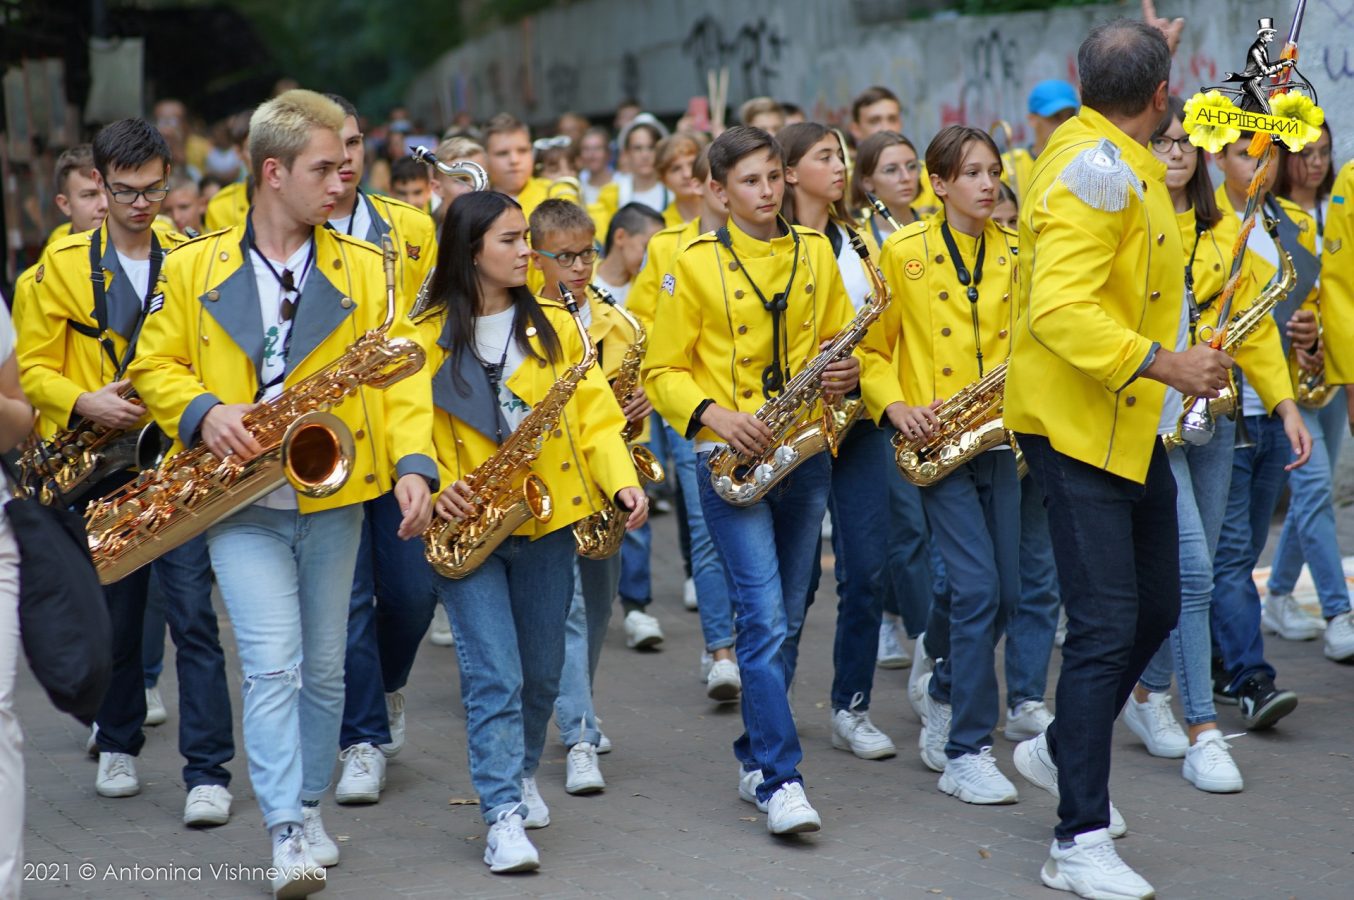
[407,0,1354,161]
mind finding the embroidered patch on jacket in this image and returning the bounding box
[1327,238,1343,254]
[405,241,422,261]
[903,259,924,280]
[146,291,165,314]
[661,273,676,296]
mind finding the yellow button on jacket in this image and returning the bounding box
[1324,161,1354,384]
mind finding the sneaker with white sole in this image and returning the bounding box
[623,609,664,650]
[1040,828,1154,899]
[706,659,741,702]
[1014,733,1127,838]
[1004,699,1054,741]
[428,603,455,646]
[938,747,1018,804]
[521,777,549,828]
[184,784,232,827]
[379,692,405,758]
[96,752,140,798]
[85,723,99,759]
[565,742,605,794]
[876,620,911,669]
[918,675,951,773]
[270,825,325,898]
[1121,691,1188,758]
[335,743,386,805]
[484,810,539,873]
[1323,610,1354,662]
[1182,730,1243,793]
[766,781,821,834]
[1262,592,1324,641]
[596,730,612,754]
[683,577,698,611]
[145,686,167,726]
[831,694,896,759]
[699,651,714,682]
[738,767,768,813]
[302,805,340,867]
[907,633,934,721]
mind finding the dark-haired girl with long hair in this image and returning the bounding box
[420,190,643,873]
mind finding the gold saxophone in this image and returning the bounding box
[893,362,1009,486]
[572,285,665,560]
[1292,294,1336,409]
[1164,228,1298,449]
[708,228,890,506]
[85,237,426,585]
[407,152,487,320]
[423,286,595,578]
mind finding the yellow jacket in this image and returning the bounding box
[44,215,177,250]
[343,190,439,316]
[1324,161,1354,384]
[1004,107,1183,483]
[1001,147,1036,203]
[875,215,1017,408]
[128,224,438,513]
[588,181,621,238]
[585,284,650,442]
[628,218,704,333]
[643,219,894,444]
[204,181,249,232]
[421,300,638,537]
[661,203,685,228]
[17,222,189,436]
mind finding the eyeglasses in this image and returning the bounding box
[1149,136,1198,155]
[535,247,598,267]
[108,186,170,204]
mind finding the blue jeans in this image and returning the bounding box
[667,423,734,651]
[1004,473,1061,710]
[438,529,575,825]
[340,493,439,749]
[881,427,934,636]
[617,522,651,605]
[555,553,620,746]
[1140,418,1234,724]
[1018,433,1180,841]
[921,451,1021,758]
[698,451,828,802]
[142,573,165,688]
[1212,414,1291,690]
[207,503,363,830]
[1267,391,1350,618]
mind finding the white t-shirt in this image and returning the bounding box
[593,273,631,307]
[1157,289,1194,436]
[1238,210,1280,417]
[251,241,313,509]
[115,251,152,305]
[474,307,530,435]
[328,196,372,243]
[617,173,670,213]
[830,224,872,311]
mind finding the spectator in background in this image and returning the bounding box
[535,139,579,183]
[204,113,249,184]
[163,172,205,236]
[44,144,108,248]
[849,86,904,142]
[390,157,433,213]
[782,102,806,126]
[579,126,616,206]
[615,114,670,211]
[738,97,786,133]
[198,173,227,206]
[557,112,589,148]
[153,98,206,182]
[429,136,487,225]
[654,132,704,226]
[614,99,642,138]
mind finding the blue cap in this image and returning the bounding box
[1028,80,1079,117]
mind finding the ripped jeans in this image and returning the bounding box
[207,503,363,830]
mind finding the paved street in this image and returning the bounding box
[15,488,1354,900]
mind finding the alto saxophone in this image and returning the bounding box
[86,237,426,585]
[708,229,890,506]
[572,285,665,560]
[1164,228,1298,449]
[423,286,595,578]
[1292,293,1335,409]
[893,362,1009,486]
[407,151,487,319]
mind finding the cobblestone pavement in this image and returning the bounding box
[15,498,1354,900]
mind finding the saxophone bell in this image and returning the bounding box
[280,410,355,498]
[1178,396,1216,446]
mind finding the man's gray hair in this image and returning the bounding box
[1078,19,1171,118]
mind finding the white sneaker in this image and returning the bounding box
[335,743,386,805]
[1040,828,1154,899]
[1014,734,1127,838]
[918,675,951,773]
[706,659,742,702]
[1054,608,1068,648]
[270,825,325,898]
[876,620,912,669]
[145,686,167,726]
[521,776,549,828]
[831,694,896,759]
[938,747,1018,805]
[565,742,605,794]
[699,651,714,682]
[596,730,612,754]
[765,781,821,834]
[738,767,768,813]
[428,603,455,646]
[379,691,405,758]
[183,784,232,827]
[683,577,698,611]
[1323,610,1354,662]
[96,752,140,798]
[907,633,934,721]
[1005,699,1055,741]
[85,723,99,759]
[1121,692,1188,758]
[1262,592,1324,641]
[302,805,340,867]
[1182,730,1243,793]
[623,609,664,650]
[483,810,539,873]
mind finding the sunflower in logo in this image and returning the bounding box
[1182,91,1241,154]
[1270,92,1324,152]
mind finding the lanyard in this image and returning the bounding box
[1184,216,1207,341]
[479,307,518,445]
[84,228,164,377]
[940,220,987,376]
[718,221,801,398]
[247,215,315,397]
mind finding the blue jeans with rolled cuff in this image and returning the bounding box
[555,554,621,747]
[1004,473,1061,711]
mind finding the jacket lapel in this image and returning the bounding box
[287,259,356,372]
[98,233,145,341]
[363,192,392,247]
[201,235,266,373]
[431,316,511,443]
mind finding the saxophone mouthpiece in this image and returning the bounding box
[559,282,579,315]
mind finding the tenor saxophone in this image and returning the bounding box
[572,285,665,560]
[423,286,595,578]
[893,362,1009,486]
[708,229,890,506]
[85,237,426,585]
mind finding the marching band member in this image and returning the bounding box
[40,144,108,249]
[420,190,644,872]
[848,86,939,215]
[655,132,704,227]
[130,90,436,897]
[483,114,552,217]
[1326,156,1354,440]
[851,130,922,243]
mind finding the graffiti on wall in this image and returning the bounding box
[937,29,1028,142]
[681,15,789,100]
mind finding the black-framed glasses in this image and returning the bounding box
[1150,136,1198,155]
[108,186,170,204]
[536,247,598,268]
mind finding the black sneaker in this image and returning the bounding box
[1212,657,1239,706]
[1236,674,1298,730]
